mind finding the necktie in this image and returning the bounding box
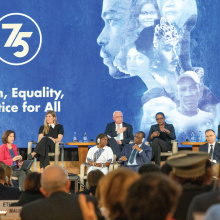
[128,148,138,164]
[116,125,120,140]
[210,145,213,159]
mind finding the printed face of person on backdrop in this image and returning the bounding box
[158,0,185,24]
[139,3,159,28]
[177,75,202,113]
[157,40,179,74]
[97,0,135,77]
[126,47,150,76]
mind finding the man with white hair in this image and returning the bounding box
[105,111,134,158]
[166,71,215,143]
[20,166,98,220]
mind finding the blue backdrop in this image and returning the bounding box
[0,0,219,148]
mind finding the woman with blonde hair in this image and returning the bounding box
[28,111,64,172]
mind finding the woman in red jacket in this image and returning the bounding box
[0,130,31,191]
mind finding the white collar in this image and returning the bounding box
[50,124,55,129]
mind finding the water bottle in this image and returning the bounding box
[83,133,88,142]
[198,131,202,142]
[190,131,195,142]
[73,132,77,142]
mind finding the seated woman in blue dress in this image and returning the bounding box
[28,111,64,172]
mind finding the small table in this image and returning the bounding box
[181,142,207,152]
[66,142,96,166]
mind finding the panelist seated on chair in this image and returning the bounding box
[86,134,113,175]
[199,129,220,163]
[147,112,176,166]
[0,130,31,191]
[104,111,134,158]
[28,110,64,172]
[118,131,152,172]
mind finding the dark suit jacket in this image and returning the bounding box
[20,191,100,220]
[187,189,220,220]
[119,143,152,166]
[147,123,176,147]
[199,142,220,162]
[0,183,20,200]
[104,122,134,145]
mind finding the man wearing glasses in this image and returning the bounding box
[105,111,134,158]
[147,112,176,166]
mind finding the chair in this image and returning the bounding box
[146,140,178,156]
[79,154,117,186]
[28,141,64,171]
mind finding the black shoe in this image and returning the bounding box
[27,153,34,160]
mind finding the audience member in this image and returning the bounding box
[20,166,99,220]
[0,166,20,200]
[167,151,213,220]
[78,170,104,196]
[138,163,161,175]
[86,134,113,175]
[104,111,134,158]
[161,161,172,176]
[28,111,64,172]
[10,172,44,207]
[96,168,140,220]
[0,130,31,190]
[187,162,220,220]
[124,173,181,220]
[118,131,152,171]
[204,204,220,220]
[147,112,176,166]
[199,129,220,163]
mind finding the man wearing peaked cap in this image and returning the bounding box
[167,151,213,220]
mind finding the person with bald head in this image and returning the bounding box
[20,166,99,220]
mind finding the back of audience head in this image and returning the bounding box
[87,169,104,188]
[1,164,12,186]
[0,166,6,184]
[138,163,161,175]
[40,165,70,197]
[24,172,41,192]
[167,151,213,186]
[125,173,181,220]
[161,162,173,176]
[96,168,140,220]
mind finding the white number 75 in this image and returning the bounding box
[2,23,33,58]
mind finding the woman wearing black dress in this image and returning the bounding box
[28,111,64,172]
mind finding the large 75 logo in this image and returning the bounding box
[2,23,33,58]
[0,13,42,66]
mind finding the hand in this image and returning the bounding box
[116,140,122,145]
[49,137,57,143]
[132,144,142,152]
[120,156,127,161]
[152,131,160,138]
[117,127,127,134]
[160,128,170,134]
[94,163,102,167]
[78,194,98,220]
[13,155,22,161]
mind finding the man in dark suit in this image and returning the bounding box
[118,132,152,171]
[20,166,99,220]
[105,111,134,158]
[0,166,20,200]
[147,112,176,166]
[199,129,220,163]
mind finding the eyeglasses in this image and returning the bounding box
[156,118,164,121]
